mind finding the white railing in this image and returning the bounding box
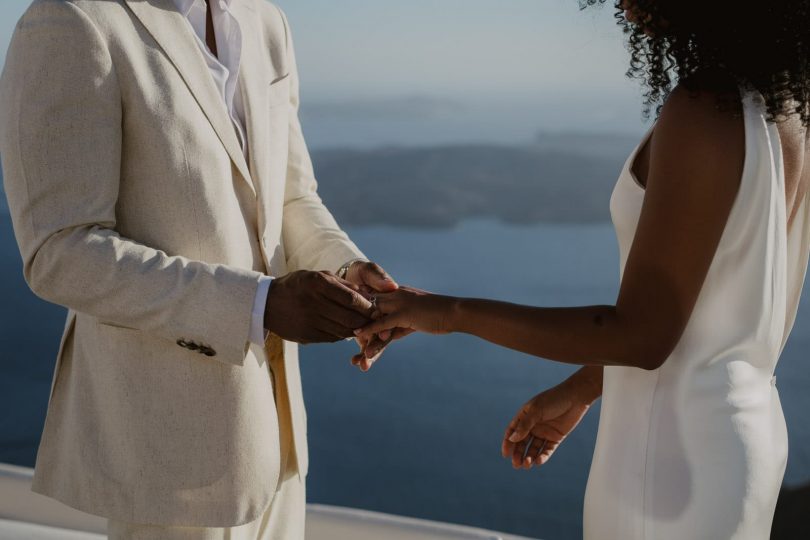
[0,463,535,540]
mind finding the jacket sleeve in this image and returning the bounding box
[0,0,263,367]
[274,6,367,274]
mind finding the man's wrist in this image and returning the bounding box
[252,276,274,344]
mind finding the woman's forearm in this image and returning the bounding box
[449,298,668,370]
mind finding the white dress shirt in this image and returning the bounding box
[172,0,272,345]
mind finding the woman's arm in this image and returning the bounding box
[359,87,745,371]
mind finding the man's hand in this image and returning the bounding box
[264,270,374,344]
[342,261,402,371]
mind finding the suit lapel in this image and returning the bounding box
[231,2,266,196]
[123,0,255,196]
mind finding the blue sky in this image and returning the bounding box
[272,0,633,98]
[1,1,647,146]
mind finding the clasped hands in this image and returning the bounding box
[263,261,447,370]
[263,260,406,370]
[265,264,595,471]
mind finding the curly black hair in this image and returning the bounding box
[582,0,810,125]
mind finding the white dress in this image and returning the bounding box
[583,92,810,540]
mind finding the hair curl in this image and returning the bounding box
[582,0,810,125]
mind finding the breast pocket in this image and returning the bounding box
[268,73,291,108]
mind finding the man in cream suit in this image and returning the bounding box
[0,0,396,537]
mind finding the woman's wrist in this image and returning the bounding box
[567,366,604,405]
[441,295,466,334]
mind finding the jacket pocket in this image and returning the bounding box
[268,73,291,108]
[97,320,140,332]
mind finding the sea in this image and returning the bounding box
[1,216,808,540]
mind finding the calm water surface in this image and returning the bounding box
[2,220,808,539]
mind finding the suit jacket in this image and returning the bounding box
[0,0,364,527]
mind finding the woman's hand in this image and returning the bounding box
[350,328,413,371]
[503,372,599,470]
[355,286,459,340]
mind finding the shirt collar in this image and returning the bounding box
[172,0,234,17]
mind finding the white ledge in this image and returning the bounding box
[0,462,536,540]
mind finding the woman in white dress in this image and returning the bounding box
[355,1,810,538]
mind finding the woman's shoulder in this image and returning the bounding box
[651,85,746,183]
[657,85,744,144]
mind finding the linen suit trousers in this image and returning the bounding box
[106,341,305,540]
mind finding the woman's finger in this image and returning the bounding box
[354,327,416,371]
[363,334,388,359]
[391,328,415,340]
[535,440,561,467]
[502,418,520,458]
[514,434,542,469]
[502,429,513,458]
[522,437,548,469]
[502,440,516,460]
[517,426,564,469]
[511,439,531,469]
[352,335,370,368]
[352,350,377,371]
[373,292,402,313]
[355,315,402,339]
[351,352,363,368]
[508,407,539,444]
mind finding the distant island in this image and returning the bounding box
[312,136,636,228]
[0,133,640,228]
